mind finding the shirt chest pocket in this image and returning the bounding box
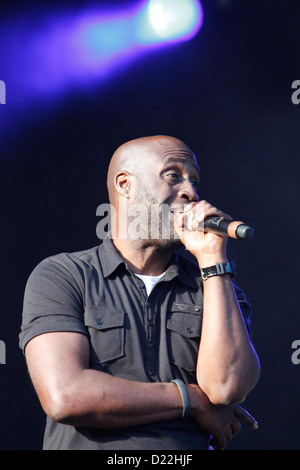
[167,306,202,374]
[84,307,125,364]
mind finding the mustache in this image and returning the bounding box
[169,202,198,214]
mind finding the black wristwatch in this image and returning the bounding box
[201,261,237,281]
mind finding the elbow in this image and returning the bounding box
[42,389,80,424]
[198,357,261,406]
[43,396,68,424]
[205,385,247,406]
[42,383,106,426]
[199,369,261,406]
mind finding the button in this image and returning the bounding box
[186,327,193,335]
[96,318,103,325]
[138,281,145,288]
[194,306,201,312]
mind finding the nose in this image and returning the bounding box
[178,180,199,202]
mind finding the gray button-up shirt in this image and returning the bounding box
[20,236,252,450]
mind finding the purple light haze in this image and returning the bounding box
[0,1,203,147]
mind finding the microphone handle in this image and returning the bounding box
[204,216,254,239]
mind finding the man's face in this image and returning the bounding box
[128,138,200,248]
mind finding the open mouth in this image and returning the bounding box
[169,205,186,215]
[170,210,184,215]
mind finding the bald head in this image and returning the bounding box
[107,135,194,203]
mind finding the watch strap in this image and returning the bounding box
[201,261,237,281]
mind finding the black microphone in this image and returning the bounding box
[203,216,254,239]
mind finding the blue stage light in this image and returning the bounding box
[139,0,203,44]
[2,1,203,98]
[0,1,204,144]
[82,0,203,62]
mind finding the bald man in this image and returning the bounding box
[20,136,260,451]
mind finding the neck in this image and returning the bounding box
[112,237,173,276]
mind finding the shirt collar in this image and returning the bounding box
[99,236,198,289]
[168,251,198,289]
[98,236,126,277]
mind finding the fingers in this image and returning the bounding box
[234,405,259,430]
[174,200,230,232]
[183,200,231,233]
[184,200,231,224]
[208,434,226,450]
[208,406,256,450]
[231,419,242,437]
[210,421,241,450]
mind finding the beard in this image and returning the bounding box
[128,184,183,251]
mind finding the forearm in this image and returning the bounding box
[40,364,257,450]
[26,333,183,428]
[175,200,260,402]
[43,368,183,428]
[196,271,260,405]
[25,330,259,449]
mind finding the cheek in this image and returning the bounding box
[156,182,177,202]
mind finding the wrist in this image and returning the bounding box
[196,254,228,269]
[185,384,210,416]
[171,379,191,419]
[200,260,237,282]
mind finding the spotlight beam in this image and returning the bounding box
[0,1,203,146]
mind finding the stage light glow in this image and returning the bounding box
[82,0,203,62]
[146,0,203,41]
[0,1,204,146]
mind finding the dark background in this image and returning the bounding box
[1,0,299,450]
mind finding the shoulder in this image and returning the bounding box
[25,246,101,299]
[31,245,100,276]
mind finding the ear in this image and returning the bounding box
[114,172,131,198]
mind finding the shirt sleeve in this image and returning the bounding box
[233,282,252,337]
[19,254,88,353]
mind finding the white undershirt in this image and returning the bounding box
[134,272,166,296]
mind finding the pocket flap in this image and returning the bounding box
[84,307,125,330]
[167,311,202,338]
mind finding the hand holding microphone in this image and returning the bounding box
[173,201,254,262]
[183,203,254,240]
[203,216,254,240]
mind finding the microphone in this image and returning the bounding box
[184,212,254,239]
[204,216,254,239]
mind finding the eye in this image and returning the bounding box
[166,172,180,181]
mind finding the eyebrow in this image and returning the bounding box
[163,156,200,177]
